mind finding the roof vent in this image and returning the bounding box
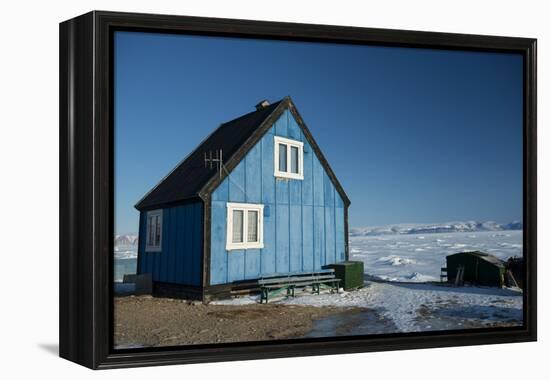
[255,99,270,110]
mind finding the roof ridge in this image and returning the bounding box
[133,112,230,209]
[218,100,282,127]
[134,95,351,210]
[135,98,287,210]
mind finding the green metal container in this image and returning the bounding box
[324,261,364,290]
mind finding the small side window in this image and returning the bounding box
[145,209,163,252]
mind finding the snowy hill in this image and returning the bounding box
[350,220,522,237]
[114,234,138,248]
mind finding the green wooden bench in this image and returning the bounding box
[258,269,341,303]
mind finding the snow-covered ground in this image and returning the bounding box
[212,282,523,333]
[350,230,522,282]
[212,230,523,334]
[118,228,524,334]
[290,282,522,332]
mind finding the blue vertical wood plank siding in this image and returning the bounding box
[287,111,302,140]
[244,249,261,279]
[274,110,288,136]
[275,204,290,273]
[212,178,228,201]
[137,214,147,274]
[208,110,346,285]
[160,212,166,279]
[154,220,163,281]
[228,250,245,282]
[335,207,346,262]
[168,207,177,283]
[174,206,184,283]
[245,144,262,203]
[145,214,153,275]
[301,205,314,271]
[289,179,301,205]
[210,201,228,285]
[325,206,336,265]
[302,141,314,206]
[228,161,246,202]
[261,207,276,274]
[261,138,275,204]
[335,188,345,208]
[314,206,325,269]
[192,203,202,285]
[163,208,172,282]
[324,172,335,207]
[313,155,325,206]
[275,178,289,204]
[136,202,203,286]
[289,205,302,272]
[183,206,192,282]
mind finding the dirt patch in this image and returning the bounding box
[114,296,361,347]
[306,307,398,337]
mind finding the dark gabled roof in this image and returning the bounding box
[135,100,282,210]
[135,96,350,210]
[447,251,505,268]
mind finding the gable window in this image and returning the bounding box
[226,203,264,250]
[274,136,304,180]
[145,209,163,252]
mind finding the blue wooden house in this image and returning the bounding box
[135,97,350,300]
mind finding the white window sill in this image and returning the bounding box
[274,172,304,180]
[226,243,264,251]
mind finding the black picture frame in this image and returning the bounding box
[59,10,537,369]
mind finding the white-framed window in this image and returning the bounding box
[274,136,304,180]
[226,203,264,250]
[145,209,163,252]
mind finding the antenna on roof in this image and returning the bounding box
[206,149,248,197]
[204,149,223,178]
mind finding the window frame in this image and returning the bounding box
[226,202,264,251]
[145,209,163,252]
[274,136,304,180]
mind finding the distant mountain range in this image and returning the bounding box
[114,234,138,248]
[350,221,522,237]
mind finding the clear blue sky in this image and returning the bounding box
[114,31,523,234]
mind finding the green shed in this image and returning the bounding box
[446,251,506,287]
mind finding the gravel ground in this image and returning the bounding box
[114,281,522,348]
[114,295,363,348]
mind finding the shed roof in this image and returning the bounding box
[447,251,505,268]
[135,97,350,210]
